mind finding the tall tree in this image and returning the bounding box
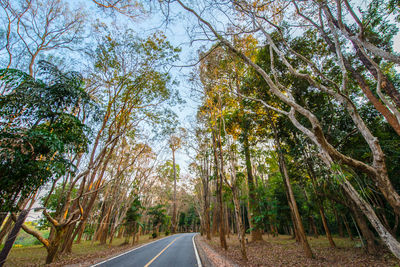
[0,61,94,264]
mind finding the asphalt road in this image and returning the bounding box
[93,233,201,267]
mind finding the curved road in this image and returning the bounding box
[92,233,201,267]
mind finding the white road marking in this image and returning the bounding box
[192,233,203,267]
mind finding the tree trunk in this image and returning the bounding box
[225,205,230,239]
[0,217,13,246]
[342,215,354,241]
[0,210,29,267]
[211,197,219,237]
[280,160,313,258]
[340,178,400,258]
[108,224,116,245]
[319,206,336,248]
[332,203,344,237]
[309,215,319,238]
[45,227,67,264]
[203,176,211,240]
[242,126,263,241]
[212,129,227,250]
[271,119,313,258]
[305,157,335,248]
[349,202,378,255]
[131,222,137,245]
[171,149,177,234]
[232,188,247,260]
[100,207,112,245]
[136,227,140,243]
[63,138,118,253]
[0,214,7,232]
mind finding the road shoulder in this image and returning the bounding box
[194,235,238,267]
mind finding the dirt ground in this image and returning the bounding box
[202,234,399,267]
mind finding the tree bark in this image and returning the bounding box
[348,202,378,255]
[45,227,67,264]
[232,188,248,260]
[342,215,354,241]
[171,149,177,234]
[212,129,227,250]
[332,203,344,237]
[202,156,211,240]
[0,217,13,246]
[278,151,313,258]
[0,210,29,267]
[271,119,313,258]
[242,125,263,241]
[319,206,336,248]
[309,215,319,238]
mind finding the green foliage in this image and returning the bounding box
[177,205,200,232]
[91,28,182,140]
[124,196,143,235]
[147,204,168,229]
[0,61,95,212]
[158,160,180,183]
[37,183,78,229]
[363,0,399,48]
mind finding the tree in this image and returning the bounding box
[0,0,85,75]
[148,204,168,238]
[168,128,186,233]
[0,61,94,264]
[57,28,180,254]
[0,61,92,213]
[124,196,143,244]
[175,0,400,258]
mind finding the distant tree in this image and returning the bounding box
[168,127,186,233]
[124,196,143,244]
[147,204,168,238]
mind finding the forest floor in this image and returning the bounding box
[3,233,166,266]
[202,234,399,267]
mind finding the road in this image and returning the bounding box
[92,233,202,267]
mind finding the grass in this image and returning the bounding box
[4,233,166,266]
[0,222,50,249]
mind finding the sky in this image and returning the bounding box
[394,33,400,52]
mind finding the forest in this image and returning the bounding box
[1,0,400,266]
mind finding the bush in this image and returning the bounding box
[165,230,170,236]
[152,233,158,238]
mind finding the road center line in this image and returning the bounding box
[143,235,182,267]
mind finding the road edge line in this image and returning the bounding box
[91,234,177,267]
[192,233,203,267]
